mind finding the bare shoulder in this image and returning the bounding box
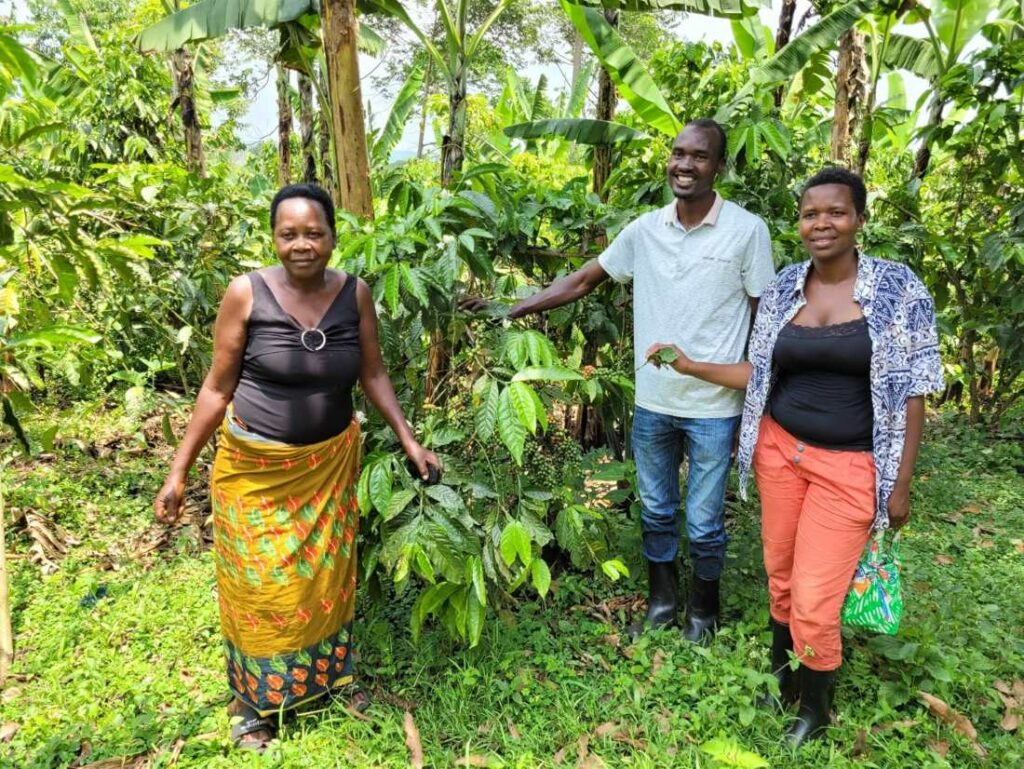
[220,274,254,321]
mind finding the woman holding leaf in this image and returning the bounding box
[647,168,943,747]
[153,184,440,750]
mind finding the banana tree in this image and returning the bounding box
[363,0,513,187]
[507,0,755,198]
[138,0,382,217]
[906,0,1002,179]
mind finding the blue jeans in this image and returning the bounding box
[631,405,739,580]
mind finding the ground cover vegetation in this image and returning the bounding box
[1,0,1023,766]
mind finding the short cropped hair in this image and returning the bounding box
[270,183,336,236]
[684,118,728,162]
[801,167,867,215]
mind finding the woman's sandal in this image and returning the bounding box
[349,687,371,714]
[229,702,277,752]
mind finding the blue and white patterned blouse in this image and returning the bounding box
[736,254,944,529]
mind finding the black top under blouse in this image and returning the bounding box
[232,271,361,444]
[767,318,873,451]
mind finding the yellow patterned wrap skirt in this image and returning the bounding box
[210,414,361,715]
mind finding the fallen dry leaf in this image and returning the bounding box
[992,679,1023,731]
[594,722,619,739]
[477,720,493,735]
[454,756,498,767]
[918,691,987,757]
[552,746,567,765]
[578,756,607,769]
[934,554,955,566]
[507,719,520,740]
[852,728,868,756]
[1,687,21,704]
[871,719,920,733]
[957,503,983,515]
[1012,539,1024,554]
[598,634,620,650]
[651,649,667,677]
[403,711,424,769]
[928,740,949,757]
[0,722,19,742]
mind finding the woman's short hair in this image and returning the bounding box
[270,184,336,236]
[800,167,867,216]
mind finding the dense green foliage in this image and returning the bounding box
[2,0,1024,762]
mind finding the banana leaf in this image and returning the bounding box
[373,60,425,165]
[881,33,941,80]
[753,0,880,85]
[560,0,680,138]
[504,118,645,146]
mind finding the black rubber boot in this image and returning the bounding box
[757,619,799,710]
[627,560,678,639]
[681,576,719,645]
[785,667,836,748]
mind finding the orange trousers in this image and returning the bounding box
[754,416,875,671]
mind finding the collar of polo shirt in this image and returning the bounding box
[662,193,725,231]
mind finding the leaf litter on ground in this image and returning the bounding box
[918,690,987,757]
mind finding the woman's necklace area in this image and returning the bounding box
[281,277,330,352]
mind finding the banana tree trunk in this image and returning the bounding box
[299,73,317,184]
[416,57,433,159]
[317,67,336,203]
[276,63,293,187]
[773,0,796,109]
[912,98,944,180]
[592,10,619,202]
[0,468,12,684]
[571,28,584,87]
[321,0,374,218]
[830,29,868,165]
[440,69,467,187]
[172,47,205,177]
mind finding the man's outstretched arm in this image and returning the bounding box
[510,259,610,318]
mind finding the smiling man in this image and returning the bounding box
[505,119,775,642]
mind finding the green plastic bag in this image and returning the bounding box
[841,531,904,635]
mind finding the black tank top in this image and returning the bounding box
[767,318,873,451]
[232,271,361,444]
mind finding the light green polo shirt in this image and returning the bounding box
[598,194,775,418]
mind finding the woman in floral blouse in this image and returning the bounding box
[647,167,943,747]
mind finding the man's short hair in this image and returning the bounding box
[684,118,728,162]
[801,167,867,216]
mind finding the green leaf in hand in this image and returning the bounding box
[636,347,679,371]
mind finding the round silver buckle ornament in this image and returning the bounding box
[300,328,327,352]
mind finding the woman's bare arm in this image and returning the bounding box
[355,278,440,478]
[155,276,251,521]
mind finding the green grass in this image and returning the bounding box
[3,409,1023,768]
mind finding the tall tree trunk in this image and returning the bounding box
[571,28,584,88]
[298,73,317,184]
[440,68,467,187]
[276,64,292,188]
[321,0,374,218]
[416,57,433,159]
[0,469,12,684]
[773,0,796,109]
[317,67,336,203]
[912,97,944,180]
[592,10,619,202]
[172,47,205,177]
[830,29,868,165]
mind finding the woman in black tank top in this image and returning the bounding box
[153,184,441,749]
